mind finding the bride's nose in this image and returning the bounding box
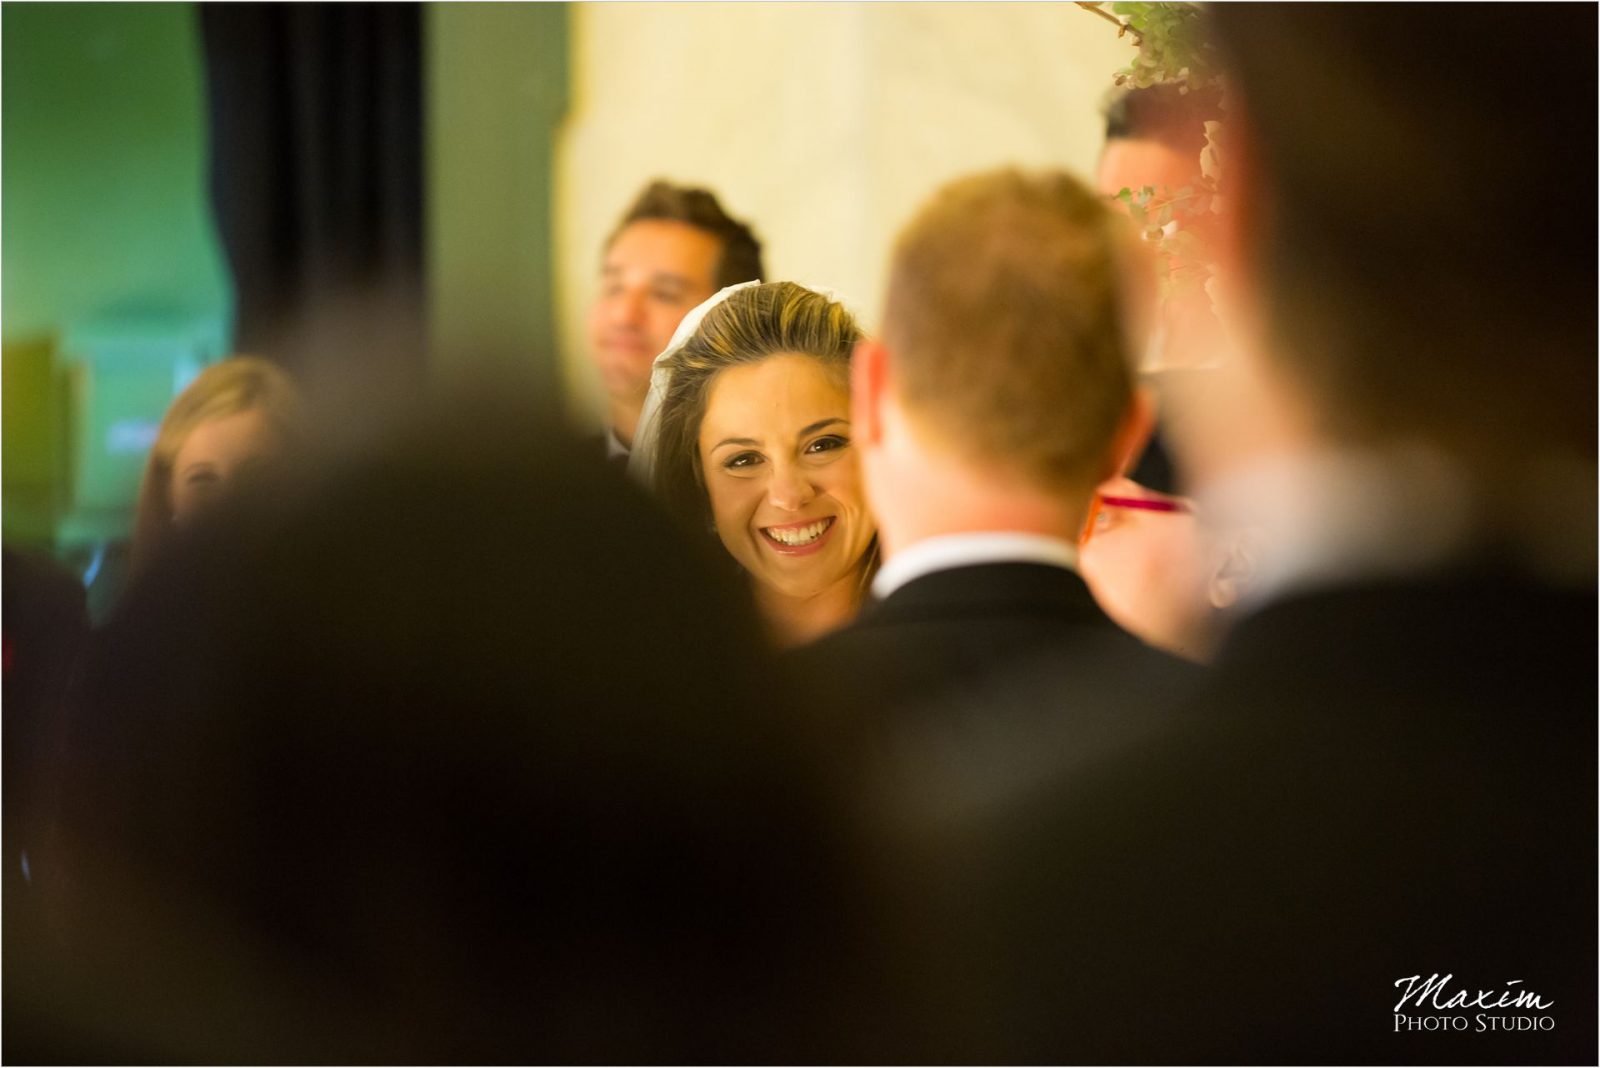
[765,460,815,512]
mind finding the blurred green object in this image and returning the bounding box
[1,2,233,599]
[426,2,568,403]
[3,314,226,623]
[2,337,69,547]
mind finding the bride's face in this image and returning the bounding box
[697,353,875,600]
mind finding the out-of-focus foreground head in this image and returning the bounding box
[131,355,304,572]
[587,181,765,446]
[28,397,878,1063]
[872,167,1145,503]
[1207,6,1596,481]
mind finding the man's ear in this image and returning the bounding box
[1208,526,1260,610]
[1098,385,1157,482]
[851,338,888,447]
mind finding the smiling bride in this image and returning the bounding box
[634,280,879,646]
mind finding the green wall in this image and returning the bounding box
[2,1,231,340]
[2,2,232,550]
[426,2,568,406]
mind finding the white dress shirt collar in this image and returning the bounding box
[872,531,1080,601]
[605,428,630,461]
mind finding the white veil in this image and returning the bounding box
[626,279,856,489]
[627,280,762,489]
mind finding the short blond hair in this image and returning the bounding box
[882,168,1138,494]
[132,356,303,569]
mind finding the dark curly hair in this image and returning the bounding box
[608,180,764,290]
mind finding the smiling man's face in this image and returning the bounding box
[587,219,722,444]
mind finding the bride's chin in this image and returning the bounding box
[755,576,825,603]
[753,564,861,605]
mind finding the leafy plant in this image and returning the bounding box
[1078,2,1226,304]
[1103,2,1220,93]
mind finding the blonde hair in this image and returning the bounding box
[132,356,303,570]
[883,168,1139,495]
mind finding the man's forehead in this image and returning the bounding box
[601,219,721,281]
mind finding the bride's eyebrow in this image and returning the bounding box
[713,419,849,451]
[801,418,849,435]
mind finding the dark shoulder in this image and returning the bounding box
[3,547,88,628]
[962,572,1596,1061]
[791,562,1199,714]
[1204,570,1595,725]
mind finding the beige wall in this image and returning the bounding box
[555,2,1135,426]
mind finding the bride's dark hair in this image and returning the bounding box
[651,280,875,558]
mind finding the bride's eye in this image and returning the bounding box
[722,451,762,470]
[806,434,849,455]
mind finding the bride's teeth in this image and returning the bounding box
[768,519,830,546]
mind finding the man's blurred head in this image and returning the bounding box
[48,393,867,1062]
[869,168,1142,504]
[1206,8,1595,475]
[586,181,763,445]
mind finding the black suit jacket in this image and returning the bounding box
[790,562,1200,1058]
[2,549,89,875]
[950,567,1597,1064]
[801,561,1196,715]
